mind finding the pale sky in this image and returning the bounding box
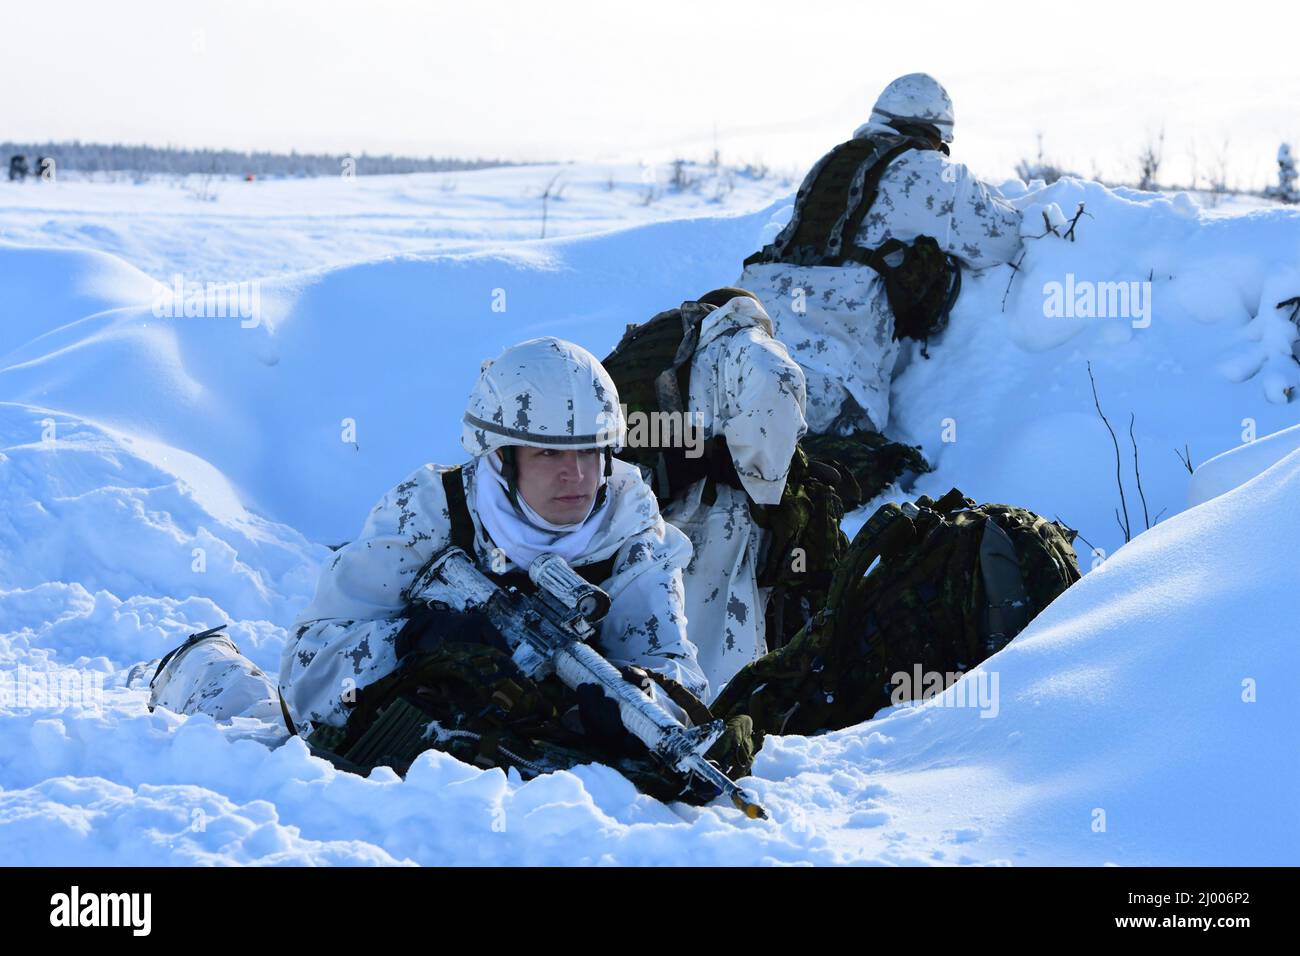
[4,0,1296,189]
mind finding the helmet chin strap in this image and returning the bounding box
[499,445,521,509]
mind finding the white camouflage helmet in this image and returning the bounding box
[870,73,954,143]
[461,336,625,457]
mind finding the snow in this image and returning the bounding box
[1189,422,1300,506]
[1,162,1297,865]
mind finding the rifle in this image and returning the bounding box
[407,546,767,819]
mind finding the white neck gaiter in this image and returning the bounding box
[473,450,607,571]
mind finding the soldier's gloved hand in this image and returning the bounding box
[394,603,511,664]
[575,665,652,751]
[705,714,756,779]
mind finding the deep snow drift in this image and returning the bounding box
[0,164,1296,864]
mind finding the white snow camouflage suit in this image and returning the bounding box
[738,119,1023,435]
[659,295,808,699]
[280,454,708,735]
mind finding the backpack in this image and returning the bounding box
[744,133,962,348]
[601,300,740,501]
[711,488,1082,742]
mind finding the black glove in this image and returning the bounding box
[575,665,653,751]
[394,603,511,663]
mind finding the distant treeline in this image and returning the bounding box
[0,141,519,177]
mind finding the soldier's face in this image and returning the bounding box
[511,447,601,524]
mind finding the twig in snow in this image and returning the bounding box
[1088,361,1131,543]
[1001,251,1027,312]
[1277,296,1300,324]
[1062,202,1091,241]
[1128,412,1151,530]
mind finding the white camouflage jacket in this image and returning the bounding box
[688,296,808,506]
[659,296,807,695]
[280,456,707,733]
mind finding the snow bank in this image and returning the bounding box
[0,209,777,542]
[1188,422,1300,506]
[1,166,1297,864]
[3,434,1293,865]
[884,178,1300,564]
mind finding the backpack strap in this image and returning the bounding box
[746,134,933,268]
[652,302,713,417]
[440,465,477,554]
[824,500,917,618]
[978,518,1031,648]
[834,140,928,264]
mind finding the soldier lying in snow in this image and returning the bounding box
[741,72,1024,437]
[149,336,754,803]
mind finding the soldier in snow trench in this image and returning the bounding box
[147,337,756,805]
[740,72,1024,491]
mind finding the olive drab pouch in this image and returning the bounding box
[799,429,932,510]
[870,234,962,350]
[752,446,849,651]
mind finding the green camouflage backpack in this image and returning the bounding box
[601,299,728,501]
[712,488,1082,743]
[744,133,961,349]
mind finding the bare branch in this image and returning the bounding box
[1129,412,1152,530]
[1001,251,1027,312]
[1089,362,1131,543]
[1277,296,1300,324]
[1062,202,1091,242]
[1057,513,1100,557]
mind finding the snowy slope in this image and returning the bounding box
[1,164,1297,864]
[0,163,792,283]
[1189,422,1300,506]
[1,410,1293,865]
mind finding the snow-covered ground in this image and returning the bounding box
[1,161,1296,865]
[0,163,793,282]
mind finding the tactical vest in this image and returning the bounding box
[745,133,962,347]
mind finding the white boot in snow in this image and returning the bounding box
[148,625,283,724]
